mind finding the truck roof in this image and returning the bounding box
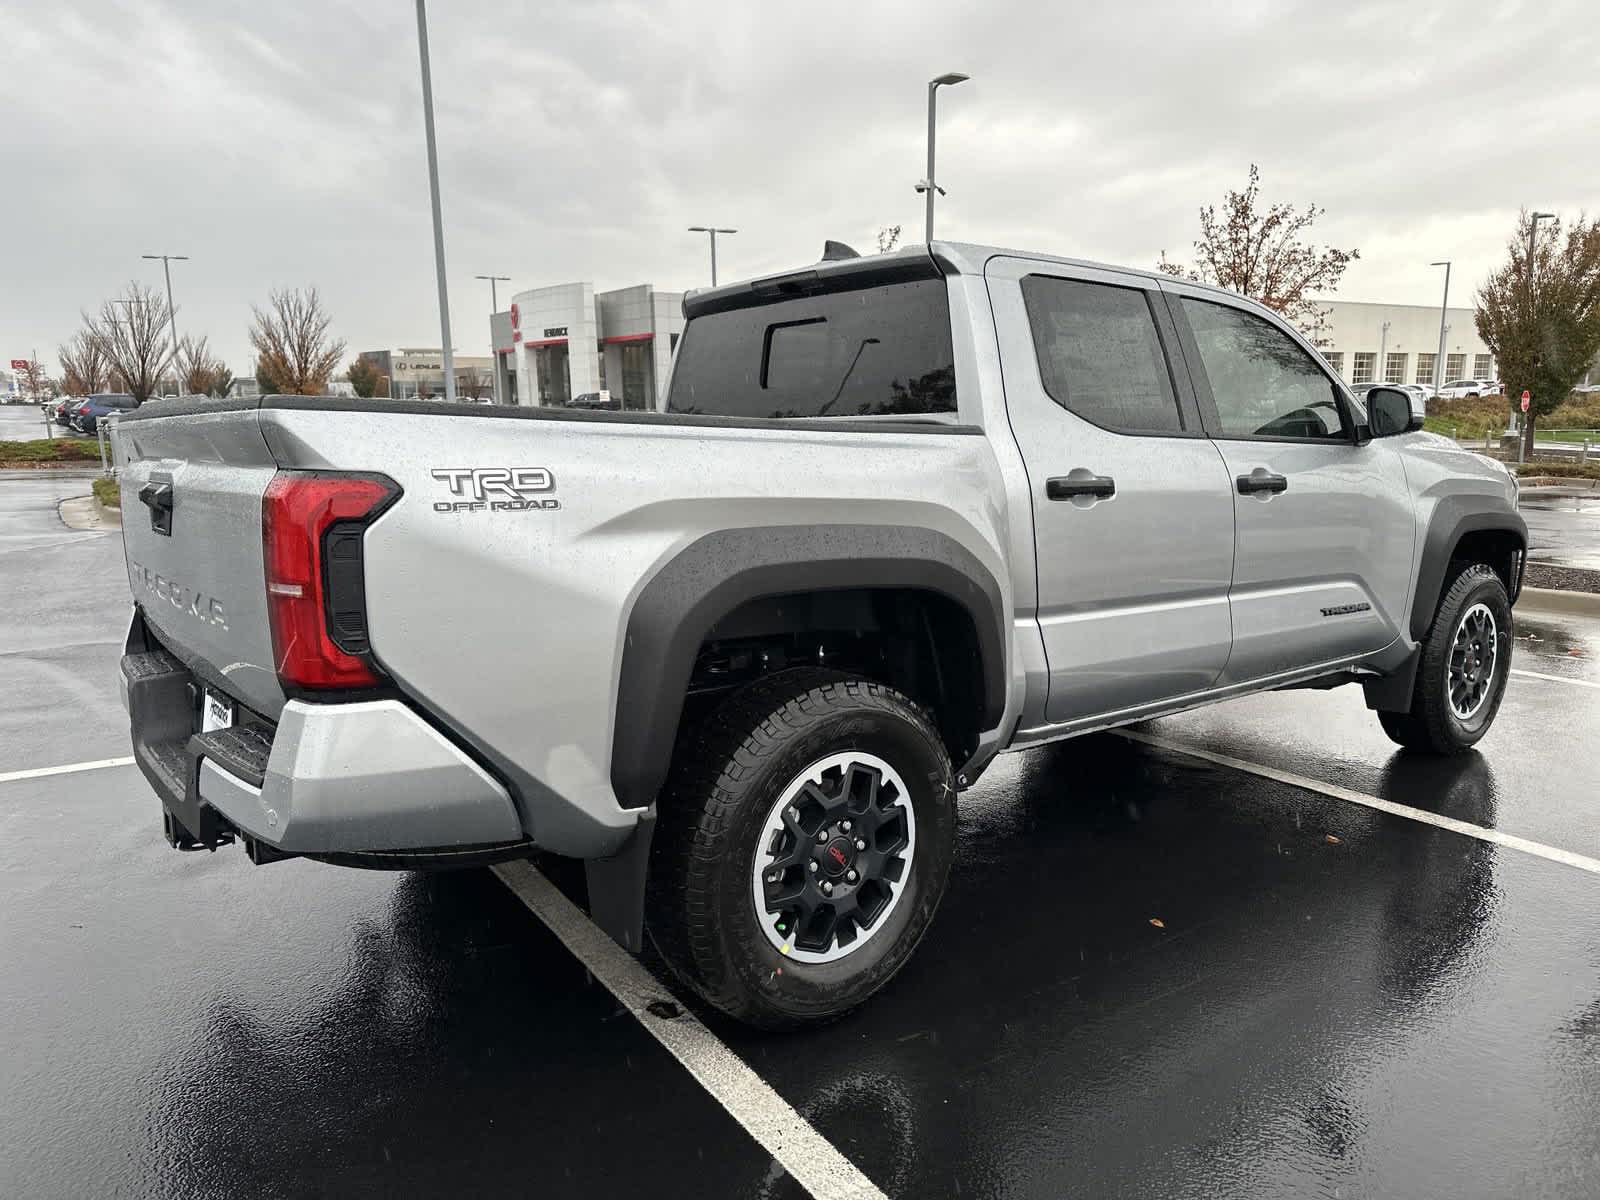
[685,240,1259,319]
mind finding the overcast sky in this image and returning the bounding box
[3,0,1597,374]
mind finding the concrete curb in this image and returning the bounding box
[1518,587,1600,619]
[94,498,122,526]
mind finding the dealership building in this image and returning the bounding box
[1316,300,1496,389]
[489,282,685,409]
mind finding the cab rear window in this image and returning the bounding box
[667,278,956,420]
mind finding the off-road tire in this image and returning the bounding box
[647,668,956,1029]
[1378,563,1512,753]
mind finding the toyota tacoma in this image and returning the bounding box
[114,242,1526,1027]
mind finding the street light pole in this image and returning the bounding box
[475,274,511,405]
[919,72,969,244]
[414,0,456,403]
[1429,260,1451,398]
[687,227,736,286]
[141,254,187,361]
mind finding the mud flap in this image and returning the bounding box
[583,809,656,954]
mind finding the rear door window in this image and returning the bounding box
[668,278,956,419]
[1020,276,1186,434]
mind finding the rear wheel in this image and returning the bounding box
[1378,563,1512,753]
[648,668,955,1029]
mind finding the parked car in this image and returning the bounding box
[114,243,1527,1029]
[71,393,138,434]
[1436,379,1492,399]
[53,396,84,426]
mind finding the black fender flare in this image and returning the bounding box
[610,524,1007,811]
[1409,494,1527,642]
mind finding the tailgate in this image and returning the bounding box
[116,406,287,719]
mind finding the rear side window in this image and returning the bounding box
[1020,276,1185,434]
[667,278,956,419]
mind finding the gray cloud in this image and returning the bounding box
[3,0,1595,374]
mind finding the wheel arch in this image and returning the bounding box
[1410,496,1527,642]
[611,525,1007,812]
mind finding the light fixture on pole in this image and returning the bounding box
[475,274,511,405]
[917,72,969,244]
[688,227,736,286]
[141,254,188,365]
[414,0,456,403]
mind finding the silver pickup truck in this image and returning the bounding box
[115,242,1525,1028]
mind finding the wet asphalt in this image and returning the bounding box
[4,461,1600,1199]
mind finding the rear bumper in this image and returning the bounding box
[121,629,523,857]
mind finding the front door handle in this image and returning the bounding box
[1047,474,1116,500]
[1236,470,1288,496]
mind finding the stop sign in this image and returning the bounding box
[1520,390,1531,413]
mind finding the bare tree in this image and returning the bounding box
[1477,210,1600,457]
[1158,164,1359,344]
[18,358,51,400]
[87,281,175,403]
[58,331,109,397]
[459,366,491,400]
[248,287,346,395]
[877,225,903,254]
[177,334,229,397]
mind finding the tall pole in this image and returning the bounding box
[688,227,736,286]
[924,84,937,244]
[475,274,511,404]
[922,73,969,244]
[415,0,456,402]
[1429,260,1451,396]
[142,254,187,394]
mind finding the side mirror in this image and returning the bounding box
[1366,386,1421,438]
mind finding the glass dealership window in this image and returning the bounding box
[1322,351,1344,377]
[1415,353,1437,385]
[1474,354,1493,380]
[1351,353,1376,385]
[1384,353,1407,384]
[1445,353,1466,383]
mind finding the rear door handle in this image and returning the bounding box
[1236,471,1288,496]
[1046,474,1116,500]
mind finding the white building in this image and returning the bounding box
[1316,300,1495,389]
[493,282,685,409]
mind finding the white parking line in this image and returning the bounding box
[1511,667,1600,691]
[0,755,135,786]
[1116,729,1600,877]
[492,860,887,1200]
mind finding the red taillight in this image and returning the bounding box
[262,471,398,690]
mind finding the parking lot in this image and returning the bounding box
[4,460,1600,1199]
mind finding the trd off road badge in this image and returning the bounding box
[430,467,561,513]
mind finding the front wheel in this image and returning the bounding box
[648,669,956,1029]
[1378,563,1512,753]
